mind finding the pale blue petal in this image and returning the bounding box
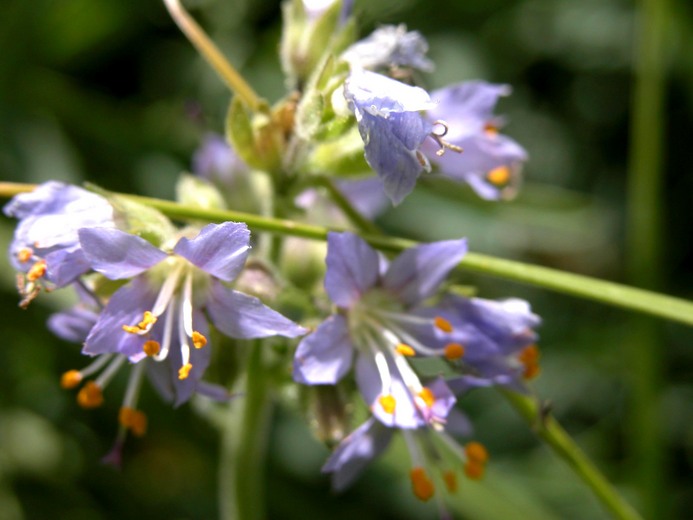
[173,222,250,282]
[207,281,307,339]
[383,238,467,306]
[325,232,379,308]
[79,228,167,280]
[322,417,393,491]
[293,314,354,385]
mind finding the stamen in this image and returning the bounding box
[192,331,207,349]
[27,260,47,281]
[443,470,457,493]
[154,303,176,362]
[178,362,193,380]
[395,343,416,357]
[518,344,540,379]
[417,387,435,409]
[77,381,104,408]
[409,467,435,502]
[484,122,499,137]
[119,407,148,437]
[17,247,33,263]
[60,370,83,389]
[486,166,511,186]
[464,461,485,480]
[143,340,161,357]
[444,343,465,360]
[429,120,463,157]
[122,311,157,335]
[465,442,489,464]
[378,394,396,414]
[434,316,453,333]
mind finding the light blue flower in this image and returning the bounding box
[78,222,306,404]
[4,182,115,305]
[344,71,436,204]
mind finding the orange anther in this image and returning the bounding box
[465,442,489,464]
[417,387,435,408]
[410,467,435,501]
[443,470,458,493]
[77,381,104,409]
[518,345,540,379]
[444,343,465,360]
[434,316,453,333]
[487,166,511,186]
[27,260,47,281]
[143,340,161,357]
[17,248,33,263]
[464,461,485,480]
[60,369,83,389]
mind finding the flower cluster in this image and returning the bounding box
[3,0,545,514]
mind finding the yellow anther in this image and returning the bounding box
[178,362,193,380]
[443,470,458,493]
[465,441,489,464]
[444,343,465,360]
[143,340,161,357]
[409,467,435,502]
[77,381,104,409]
[27,260,47,281]
[17,248,33,263]
[518,344,540,380]
[464,461,485,480]
[395,343,416,357]
[487,166,511,186]
[434,316,453,333]
[122,325,141,334]
[192,331,207,349]
[378,394,396,415]
[417,387,435,408]
[137,311,157,330]
[119,407,148,437]
[60,369,83,389]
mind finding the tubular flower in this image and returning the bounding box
[79,222,306,405]
[343,70,437,205]
[422,81,528,200]
[3,182,115,306]
[293,231,468,429]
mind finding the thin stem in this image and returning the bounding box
[1,183,692,327]
[314,175,382,235]
[502,390,643,520]
[626,0,670,516]
[163,0,265,112]
[219,342,272,520]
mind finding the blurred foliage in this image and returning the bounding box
[1,0,692,519]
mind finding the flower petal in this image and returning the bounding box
[325,232,380,308]
[173,222,250,282]
[83,279,157,357]
[383,238,467,306]
[79,228,167,279]
[207,282,307,339]
[292,315,354,385]
[44,248,92,287]
[322,417,393,492]
[48,307,99,343]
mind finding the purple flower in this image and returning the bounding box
[79,222,306,404]
[344,71,436,205]
[342,25,434,73]
[4,182,115,306]
[293,231,467,429]
[423,81,528,200]
[192,134,249,187]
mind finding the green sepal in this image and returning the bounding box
[226,97,282,173]
[175,174,227,211]
[307,127,369,176]
[85,183,176,247]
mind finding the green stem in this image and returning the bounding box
[219,342,272,520]
[1,182,692,327]
[163,0,265,112]
[626,0,670,516]
[502,391,643,520]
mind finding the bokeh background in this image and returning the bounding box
[1,0,692,518]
